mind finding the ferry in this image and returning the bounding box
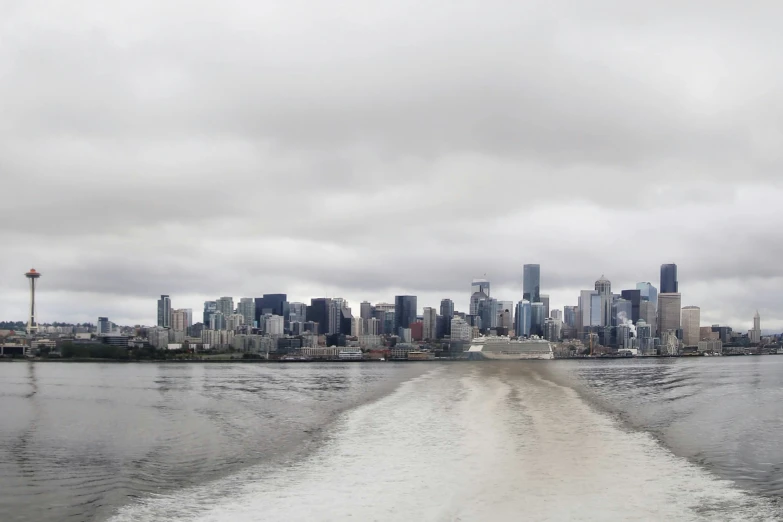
[467,336,554,360]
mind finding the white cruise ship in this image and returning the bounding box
[467,336,554,360]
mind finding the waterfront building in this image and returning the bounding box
[636,282,658,309]
[157,295,171,328]
[660,264,678,294]
[523,264,541,303]
[681,306,701,346]
[515,300,532,337]
[423,307,437,340]
[698,339,723,354]
[658,293,682,334]
[595,276,612,327]
[394,295,417,332]
[450,317,472,342]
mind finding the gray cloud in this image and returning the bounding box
[1,0,782,332]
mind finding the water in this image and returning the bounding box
[1,358,781,521]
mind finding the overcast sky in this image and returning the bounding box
[2,1,782,331]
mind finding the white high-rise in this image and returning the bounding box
[681,306,700,347]
[750,311,761,343]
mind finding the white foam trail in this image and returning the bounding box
[110,366,777,522]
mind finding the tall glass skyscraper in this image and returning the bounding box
[515,300,532,337]
[394,295,417,333]
[660,264,678,294]
[523,264,541,303]
[531,302,545,336]
[636,282,658,309]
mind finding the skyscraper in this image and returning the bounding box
[237,298,256,328]
[620,289,641,324]
[612,298,632,327]
[498,301,514,330]
[578,290,597,332]
[307,298,332,336]
[595,276,612,327]
[478,297,499,330]
[97,316,110,335]
[636,282,658,309]
[639,300,657,337]
[658,293,682,334]
[394,295,417,333]
[681,306,700,346]
[514,300,532,337]
[531,302,545,336]
[172,309,189,331]
[216,296,234,318]
[288,302,307,324]
[440,298,454,335]
[564,306,578,328]
[157,295,171,328]
[423,307,437,340]
[750,310,761,343]
[540,294,550,318]
[203,301,217,326]
[469,279,490,316]
[360,301,374,320]
[660,264,678,294]
[523,264,541,303]
[254,294,288,325]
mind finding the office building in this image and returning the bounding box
[157,295,171,328]
[498,301,514,330]
[450,317,472,342]
[360,301,374,320]
[636,282,658,309]
[254,294,288,325]
[469,279,490,316]
[640,300,657,337]
[394,295,417,333]
[523,264,541,303]
[514,300,532,337]
[97,317,111,335]
[478,297,498,330]
[540,294,550,318]
[210,312,226,331]
[531,302,545,337]
[660,264,678,294]
[423,307,437,340]
[237,298,256,328]
[551,309,563,322]
[226,313,245,331]
[658,293,682,334]
[440,299,454,335]
[288,302,307,325]
[203,301,217,326]
[578,290,597,332]
[620,289,641,323]
[172,309,189,332]
[750,311,761,343]
[307,298,332,336]
[595,276,612,327]
[564,306,578,328]
[681,306,700,347]
[216,296,234,318]
[612,298,632,327]
[544,318,560,342]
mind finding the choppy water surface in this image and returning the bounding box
[1,358,782,521]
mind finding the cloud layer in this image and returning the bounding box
[2,1,782,331]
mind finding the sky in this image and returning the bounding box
[1,1,782,331]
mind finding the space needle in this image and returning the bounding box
[25,268,41,335]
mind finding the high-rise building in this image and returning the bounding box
[564,306,578,328]
[360,301,374,320]
[578,290,598,332]
[681,306,700,347]
[469,279,490,316]
[595,276,612,327]
[237,298,256,328]
[172,309,189,332]
[157,295,172,328]
[478,297,498,331]
[540,294,550,318]
[254,294,288,325]
[515,300,532,337]
[210,312,226,331]
[636,282,658,309]
[216,297,234,318]
[203,301,217,326]
[612,298,633,327]
[640,300,657,337]
[97,316,111,335]
[423,307,437,340]
[498,301,514,330]
[440,299,454,335]
[531,302,545,337]
[660,264,678,294]
[523,264,541,303]
[307,298,332,336]
[264,314,284,336]
[658,293,682,334]
[544,318,561,342]
[750,310,761,344]
[394,295,417,332]
[288,302,307,324]
[226,313,245,331]
[620,289,641,324]
[551,309,563,322]
[450,317,472,342]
